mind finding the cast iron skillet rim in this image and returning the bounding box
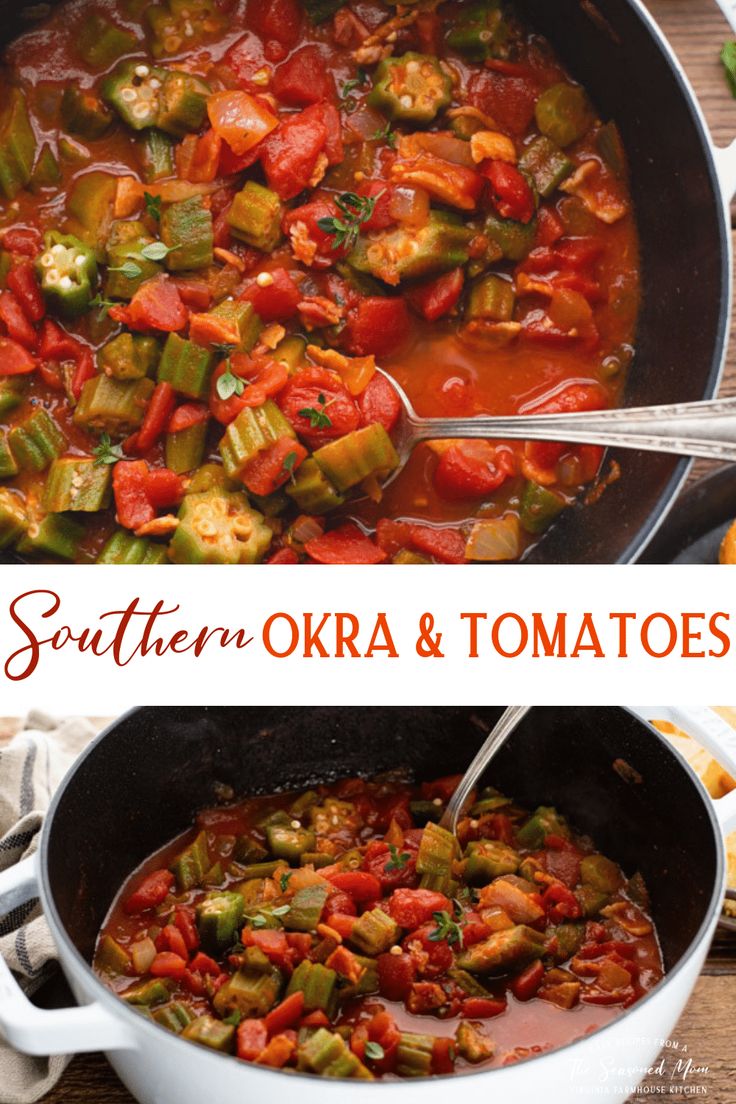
[37,705,726,1087]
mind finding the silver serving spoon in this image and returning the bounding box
[376,368,736,489]
[440,705,530,835]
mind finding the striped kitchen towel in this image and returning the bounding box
[0,712,99,1104]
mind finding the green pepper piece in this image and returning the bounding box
[97,529,168,563]
[483,211,537,262]
[349,907,400,955]
[395,1032,434,1077]
[16,512,85,561]
[456,925,547,974]
[42,458,112,512]
[519,136,573,198]
[157,334,215,398]
[580,854,624,893]
[446,0,507,63]
[96,934,132,975]
[519,481,567,535]
[169,489,272,564]
[284,884,329,932]
[213,966,283,1019]
[137,128,176,182]
[161,195,213,271]
[286,458,345,515]
[105,220,162,300]
[348,211,473,284]
[227,182,283,252]
[99,333,161,380]
[77,14,138,68]
[157,71,211,136]
[166,420,207,475]
[61,87,114,141]
[9,408,66,472]
[298,1028,373,1079]
[464,840,520,885]
[535,82,594,148]
[266,824,317,862]
[0,435,18,480]
[313,424,399,493]
[466,273,515,322]
[29,144,61,193]
[0,89,36,200]
[369,52,452,123]
[219,402,295,480]
[73,376,155,435]
[123,978,172,1006]
[170,829,209,890]
[36,232,98,318]
[515,805,569,849]
[0,489,28,548]
[182,1014,234,1052]
[102,61,169,130]
[66,171,118,260]
[196,891,245,953]
[286,960,338,1015]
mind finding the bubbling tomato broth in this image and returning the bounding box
[0,0,639,563]
[95,773,663,1079]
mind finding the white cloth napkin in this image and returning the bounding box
[0,712,99,1104]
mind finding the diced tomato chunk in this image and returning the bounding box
[305,523,386,565]
[482,160,536,223]
[113,461,155,531]
[174,906,200,951]
[0,291,37,349]
[278,365,360,448]
[468,69,539,136]
[260,110,328,200]
[149,952,188,979]
[267,546,299,563]
[237,1017,268,1061]
[109,276,188,333]
[324,871,382,903]
[240,437,308,497]
[0,336,36,375]
[377,951,416,1000]
[168,403,209,434]
[509,959,545,1001]
[342,297,411,358]
[123,869,174,914]
[2,226,42,256]
[135,382,177,455]
[357,180,395,232]
[240,267,301,322]
[272,45,335,106]
[405,268,464,322]
[189,951,220,976]
[410,524,466,565]
[434,442,515,501]
[7,262,45,322]
[156,924,188,960]
[432,1036,456,1074]
[265,991,305,1035]
[388,888,452,930]
[461,996,507,1018]
[246,0,302,53]
[402,922,454,978]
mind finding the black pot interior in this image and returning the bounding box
[0,0,728,563]
[45,705,718,977]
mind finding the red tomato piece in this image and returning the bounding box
[405,268,464,322]
[305,523,387,564]
[323,890,358,918]
[168,277,212,312]
[409,524,466,565]
[509,959,545,1001]
[222,32,268,90]
[363,840,418,890]
[237,1017,269,1061]
[267,547,299,564]
[157,924,188,960]
[402,923,454,978]
[246,0,302,51]
[302,102,343,164]
[135,381,177,455]
[113,461,155,531]
[2,226,42,256]
[388,888,452,930]
[482,160,536,223]
[0,291,37,349]
[377,951,417,1000]
[0,335,36,375]
[282,197,347,269]
[240,437,308,497]
[342,297,411,358]
[110,277,188,333]
[434,441,514,501]
[144,467,185,509]
[432,1036,456,1075]
[149,952,187,979]
[260,111,328,201]
[264,992,305,1036]
[325,871,382,903]
[174,906,200,951]
[278,365,360,448]
[323,913,356,940]
[468,69,539,136]
[272,45,335,106]
[357,180,395,232]
[167,403,209,434]
[189,951,220,976]
[523,383,606,471]
[7,262,44,322]
[536,206,566,247]
[240,267,301,322]
[461,996,507,1018]
[542,882,582,923]
[123,869,174,914]
[71,349,96,400]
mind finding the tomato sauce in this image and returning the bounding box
[0,0,639,563]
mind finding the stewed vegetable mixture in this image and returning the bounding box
[95,774,663,1077]
[0,0,639,563]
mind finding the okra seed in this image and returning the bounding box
[40,253,54,267]
[74,254,86,267]
[120,87,137,103]
[252,67,270,86]
[432,798,442,806]
[470,819,479,828]
[256,271,274,287]
[59,276,73,290]
[149,79,162,90]
[134,103,152,119]
[389,944,403,956]
[51,243,65,256]
[134,64,150,78]
[400,95,413,109]
[406,60,420,73]
[290,819,301,829]
[45,271,60,285]
[164,35,182,52]
[184,21,194,36]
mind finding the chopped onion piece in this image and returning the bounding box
[389,185,430,226]
[465,516,521,561]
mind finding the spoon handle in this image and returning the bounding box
[440,706,531,835]
[410,395,736,462]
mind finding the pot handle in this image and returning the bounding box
[0,854,135,1056]
[711,0,736,200]
[630,706,736,836]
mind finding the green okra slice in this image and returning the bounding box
[137,128,176,182]
[170,829,209,891]
[267,824,317,863]
[182,1014,234,1052]
[519,135,573,198]
[273,334,306,374]
[36,232,98,318]
[42,458,112,513]
[395,1031,434,1077]
[409,799,442,825]
[483,210,536,262]
[446,0,507,63]
[286,960,338,1015]
[575,884,611,918]
[192,299,262,352]
[0,435,18,480]
[313,424,399,494]
[447,967,494,997]
[286,458,345,515]
[16,512,85,560]
[233,859,283,881]
[157,334,215,399]
[297,1028,373,1079]
[455,1020,494,1064]
[65,171,118,260]
[61,87,114,141]
[466,273,516,323]
[535,82,594,148]
[0,89,36,200]
[95,934,132,975]
[284,883,328,932]
[99,333,161,380]
[415,820,460,896]
[232,835,269,865]
[579,854,624,894]
[152,1001,195,1034]
[9,409,66,472]
[97,529,168,563]
[29,144,61,193]
[515,805,569,849]
[227,181,283,252]
[369,52,452,123]
[123,978,171,1006]
[519,481,567,535]
[146,0,227,59]
[160,195,213,271]
[196,891,245,953]
[73,376,155,435]
[219,401,295,480]
[348,211,473,284]
[169,489,272,564]
[464,840,520,885]
[105,220,162,300]
[213,966,283,1019]
[547,922,585,963]
[157,71,211,136]
[165,420,207,475]
[456,924,547,974]
[349,907,400,955]
[78,14,137,67]
[0,489,27,548]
